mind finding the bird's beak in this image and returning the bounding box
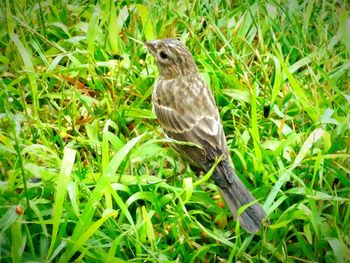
[144,40,158,55]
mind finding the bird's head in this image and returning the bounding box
[145,38,198,79]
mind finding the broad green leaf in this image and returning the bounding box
[47,147,76,258]
[0,207,17,233]
[183,177,193,203]
[326,237,349,263]
[11,220,23,262]
[320,108,339,126]
[67,182,80,217]
[268,220,293,229]
[293,128,324,167]
[264,171,290,211]
[271,55,282,106]
[126,192,157,207]
[286,187,348,202]
[222,89,251,103]
[134,4,155,40]
[87,7,100,56]
[194,219,233,247]
[303,0,315,36]
[141,206,155,244]
[59,209,118,263]
[250,84,262,171]
[124,108,156,119]
[278,53,319,122]
[9,32,38,116]
[107,134,144,176]
[108,5,128,53]
[339,11,350,55]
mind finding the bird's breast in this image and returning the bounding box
[153,76,206,113]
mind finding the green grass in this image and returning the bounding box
[0,0,349,262]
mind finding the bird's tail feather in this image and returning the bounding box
[214,162,267,233]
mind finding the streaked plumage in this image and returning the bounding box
[145,38,267,233]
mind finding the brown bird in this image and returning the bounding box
[145,38,267,233]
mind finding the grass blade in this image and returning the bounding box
[47,148,76,259]
[58,209,118,263]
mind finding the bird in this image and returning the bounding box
[145,38,267,233]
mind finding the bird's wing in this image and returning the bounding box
[153,74,228,166]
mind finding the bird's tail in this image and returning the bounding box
[212,161,267,233]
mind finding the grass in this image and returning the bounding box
[0,0,349,262]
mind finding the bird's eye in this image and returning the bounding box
[159,51,168,59]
